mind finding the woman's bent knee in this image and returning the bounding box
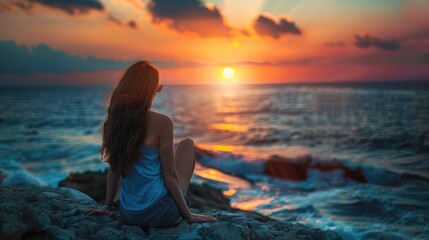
[179,138,194,147]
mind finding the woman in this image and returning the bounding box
[88,61,217,228]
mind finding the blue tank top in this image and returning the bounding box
[120,144,168,212]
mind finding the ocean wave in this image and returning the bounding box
[195,146,429,188]
[241,130,429,152]
[362,165,429,186]
[0,168,45,187]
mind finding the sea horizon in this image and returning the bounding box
[2,78,429,89]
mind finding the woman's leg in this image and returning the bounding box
[174,138,196,193]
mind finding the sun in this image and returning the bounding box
[223,67,234,79]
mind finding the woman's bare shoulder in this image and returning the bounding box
[149,111,173,125]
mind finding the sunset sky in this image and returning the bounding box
[1,0,428,85]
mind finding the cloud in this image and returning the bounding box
[5,0,104,15]
[253,14,301,39]
[402,30,429,42]
[127,20,137,29]
[0,40,174,74]
[225,59,312,66]
[107,15,138,29]
[107,14,122,25]
[417,52,429,63]
[354,34,400,51]
[0,2,13,12]
[147,0,231,37]
[324,41,346,47]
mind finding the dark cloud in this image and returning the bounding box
[348,54,417,65]
[6,0,103,15]
[0,2,13,12]
[0,0,31,13]
[127,20,137,29]
[354,34,400,51]
[417,52,429,63]
[107,14,122,25]
[401,30,429,42]
[232,59,311,66]
[108,15,138,29]
[147,0,231,37]
[239,29,251,36]
[254,14,301,39]
[324,41,346,47]
[0,40,174,74]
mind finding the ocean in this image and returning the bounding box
[1,83,428,239]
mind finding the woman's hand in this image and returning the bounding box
[186,213,218,223]
[84,205,115,216]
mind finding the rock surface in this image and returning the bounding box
[0,185,342,240]
[264,155,366,183]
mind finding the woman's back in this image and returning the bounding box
[119,111,168,212]
[120,144,168,212]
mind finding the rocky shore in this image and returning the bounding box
[0,170,342,239]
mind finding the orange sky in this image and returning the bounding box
[0,0,428,85]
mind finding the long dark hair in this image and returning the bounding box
[100,61,159,177]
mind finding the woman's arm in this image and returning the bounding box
[105,167,120,208]
[85,166,119,216]
[158,116,216,223]
[158,116,193,220]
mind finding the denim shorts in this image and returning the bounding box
[119,188,191,229]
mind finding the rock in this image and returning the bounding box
[312,161,366,183]
[58,170,231,210]
[58,171,107,203]
[264,155,311,181]
[187,183,231,210]
[264,155,366,183]
[0,185,342,240]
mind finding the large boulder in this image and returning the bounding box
[264,155,312,181]
[264,155,366,183]
[0,185,342,240]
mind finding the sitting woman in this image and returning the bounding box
[95,61,217,228]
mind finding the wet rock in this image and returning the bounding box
[312,161,366,183]
[264,155,366,183]
[58,171,107,203]
[264,155,311,181]
[187,183,231,210]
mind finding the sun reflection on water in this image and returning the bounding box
[232,196,275,211]
[193,162,251,197]
[209,123,249,132]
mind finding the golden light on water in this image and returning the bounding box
[209,123,249,132]
[223,188,237,196]
[232,197,275,211]
[194,162,251,197]
[223,67,234,79]
[209,145,235,152]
